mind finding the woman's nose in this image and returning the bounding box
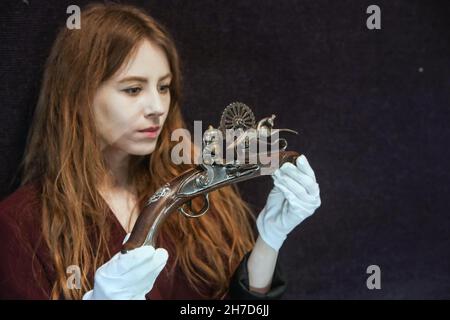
[143,89,165,117]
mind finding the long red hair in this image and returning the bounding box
[20,3,255,299]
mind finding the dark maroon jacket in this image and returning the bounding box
[0,183,286,300]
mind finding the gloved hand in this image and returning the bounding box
[256,154,321,251]
[82,234,168,300]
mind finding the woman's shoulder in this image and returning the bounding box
[0,182,53,299]
[0,182,43,230]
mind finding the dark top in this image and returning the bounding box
[0,183,286,299]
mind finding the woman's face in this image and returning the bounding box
[93,40,171,156]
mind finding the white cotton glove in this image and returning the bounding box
[82,234,168,300]
[256,154,321,251]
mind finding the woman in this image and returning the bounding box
[0,3,321,300]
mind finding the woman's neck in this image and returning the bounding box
[98,146,139,233]
[101,145,132,191]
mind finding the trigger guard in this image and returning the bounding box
[178,193,210,218]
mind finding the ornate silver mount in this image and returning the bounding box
[145,183,171,206]
[179,102,298,218]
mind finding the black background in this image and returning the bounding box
[0,0,449,298]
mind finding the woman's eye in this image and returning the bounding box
[158,84,171,94]
[123,87,142,96]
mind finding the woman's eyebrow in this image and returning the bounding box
[117,76,148,84]
[117,73,172,84]
[159,73,172,81]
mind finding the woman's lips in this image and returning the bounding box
[137,126,160,139]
